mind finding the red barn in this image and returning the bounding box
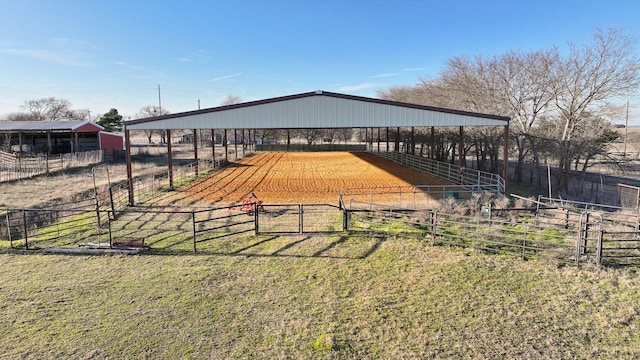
[0,120,124,155]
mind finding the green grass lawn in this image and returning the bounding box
[1,234,639,359]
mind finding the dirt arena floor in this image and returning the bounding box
[182,152,452,205]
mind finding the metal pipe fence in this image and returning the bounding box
[2,196,639,267]
[372,151,504,194]
[0,150,104,183]
[345,200,582,264]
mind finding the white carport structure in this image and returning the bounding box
[123,90,510,205]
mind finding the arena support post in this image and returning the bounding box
[192,129,199,177]
[167,129,173,189]
[458,126,464,168]
[502,123,509,194]
[124,126,135,206]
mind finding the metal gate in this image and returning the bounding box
[257,204,345,234]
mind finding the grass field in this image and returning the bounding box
[2,151,640,358]
[1,235,639,359]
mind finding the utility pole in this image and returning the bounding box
[158,84,162,114]
[624,101,629,159]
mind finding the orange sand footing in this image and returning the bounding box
[182,152,451,205]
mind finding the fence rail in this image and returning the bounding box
[345,200,588,264]
[340,184,489,210]
[0,150,104,182]
[373,151,505,194]
[3,195,639,266]
[2,157,639,266]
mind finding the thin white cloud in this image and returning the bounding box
[207,73,243,82]
[401,67,430,72]
[113,61,164,79]
[177,57,190,62]
[0,48,93,67]
[113,61,148,71]
[370,72,402,79]
[51,37,88,47]
[337,83,377,92]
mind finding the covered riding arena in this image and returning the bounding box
[123,91,510,207]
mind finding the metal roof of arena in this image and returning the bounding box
[124,90,509,130]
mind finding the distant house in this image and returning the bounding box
[0,120,124,156]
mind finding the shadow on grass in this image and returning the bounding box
[143,233,387,260]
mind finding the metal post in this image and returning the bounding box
[211,129,216,167]
[94,195,101,228]
[192,212,197,252]
[193,129,199,177]
[596,230,604,266]
[431,211,437,246]
[6,211,12,248]
[582,213,590,255]
[254,205,259,235]
[458,126,464,168]
[108,212,113,249]
[223,129,228,160]
[124,128,135,206]
[343,208,348,232]
[299,204,303,234]
[167,129,173,189]
[502,124,509,193]
[234,129,238,160]
[23,210,28,250]
[386,127,389,152]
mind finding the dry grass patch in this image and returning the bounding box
[0,235,639,359]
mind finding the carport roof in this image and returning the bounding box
[124,90,510,130]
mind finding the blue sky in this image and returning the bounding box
[1,0,640,122]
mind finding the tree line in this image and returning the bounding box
[377,28,640,192]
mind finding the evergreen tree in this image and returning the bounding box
[97,108,124,132]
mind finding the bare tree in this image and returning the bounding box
[551,28,640,189]
[298,129,323,145]
[136,105,170,144]
[9,97,90,121]
[20,97,89,121]
[5,112,35,121]
[491,50,557,183]
[336,128,354,144]
[220,95,242,105]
